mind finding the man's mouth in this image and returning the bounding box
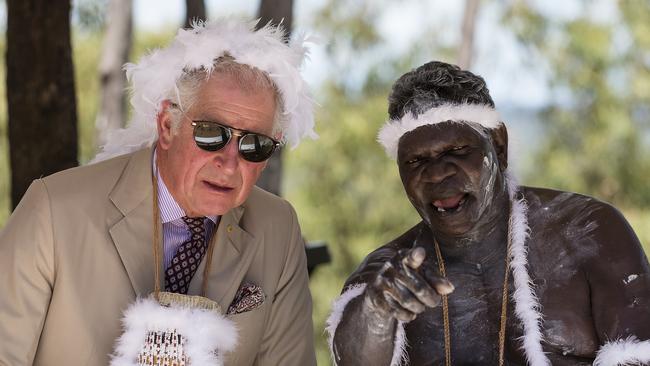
[203,180,235,193]
[431,193,469,214]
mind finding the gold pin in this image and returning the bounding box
[227,225,233,233]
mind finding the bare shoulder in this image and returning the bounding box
[521,187,650,341]
[521,186,648,271]
[521,186,616,223]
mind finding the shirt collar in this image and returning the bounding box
[152,148,218,224]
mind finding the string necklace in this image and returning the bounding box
[152,167,217,299]
[433,207,513,366]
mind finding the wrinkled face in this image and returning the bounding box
[156,73,277,217]
[397,121,505,236]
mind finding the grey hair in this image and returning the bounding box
[388,61,495,121]
[166,56,284,138]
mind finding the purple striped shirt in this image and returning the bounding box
[153,150,219,269]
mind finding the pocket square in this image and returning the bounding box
[227,282,265,315]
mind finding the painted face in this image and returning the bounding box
[397,121,505,236]
[156,73,277,217]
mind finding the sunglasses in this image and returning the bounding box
[191,120,280,162]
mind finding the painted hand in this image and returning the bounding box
[364,247,455,322]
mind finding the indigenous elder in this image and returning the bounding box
[0,19,317,365]
[327,61,650,365]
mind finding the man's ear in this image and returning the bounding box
[490,122,508,171]
[157,100,175,150]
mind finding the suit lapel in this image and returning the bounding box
[188,205,259,311]
[108,148,157,297]
[106,146,260,304]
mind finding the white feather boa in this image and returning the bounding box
[110,297,237,366]
[594,337,650,366]
[93,18,316,163]
[325,283,408,366]
[505,172,551,366]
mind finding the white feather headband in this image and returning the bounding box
[92,18,317,163]
[377,103,502,159]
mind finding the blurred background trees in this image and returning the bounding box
[505,0,650,208]
[254,0,295,196]
[0,0,648,364]
[6,0,78,208]
[96,0,132,145]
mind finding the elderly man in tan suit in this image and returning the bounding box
[0,19,317,365]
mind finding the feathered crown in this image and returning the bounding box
[93,18,316,163]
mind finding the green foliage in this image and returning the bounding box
[285,85,420,364]
[73,0,108,33]
[130,28,178,61]
[505,1,650,208]
[73,31,102,163]
[626,209,650,255]
[314,0,380,52]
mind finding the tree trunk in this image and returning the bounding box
[458,0,480,70]
[96,0,133,147]
[255,0,294,196]
[6,0,78,208]
[184,0,206,29]
[257,0,294,34]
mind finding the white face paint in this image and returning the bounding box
[463,122,501,221]
[624,274,639,285]
[480,154,499,213]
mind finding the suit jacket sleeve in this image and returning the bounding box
[0,180,55,365]
[255,201,316,366]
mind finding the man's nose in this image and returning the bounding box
[214,137,239,172]
[422,161,455,184]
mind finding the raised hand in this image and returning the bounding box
[364,247,455,322]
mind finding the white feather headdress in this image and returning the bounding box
[92,18,317,163]
[377,103,503,159]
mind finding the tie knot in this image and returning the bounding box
[182,216,206,237]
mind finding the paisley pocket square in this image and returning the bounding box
[227,282,266,315]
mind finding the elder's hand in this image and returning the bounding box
[364,247,455,322]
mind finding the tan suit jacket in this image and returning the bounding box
[0,147,316,366]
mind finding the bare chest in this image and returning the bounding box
[403,258,599,365]
[405,262,510,365]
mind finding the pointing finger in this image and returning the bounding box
[402,247,426,270]
[422,266,455,295]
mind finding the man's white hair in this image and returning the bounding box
[166,57,284,135]
[92,18,317,163]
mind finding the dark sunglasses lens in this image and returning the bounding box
[239,134,276,162]
[193,122,230,151]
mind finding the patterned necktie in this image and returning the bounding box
[164,216,207,294]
